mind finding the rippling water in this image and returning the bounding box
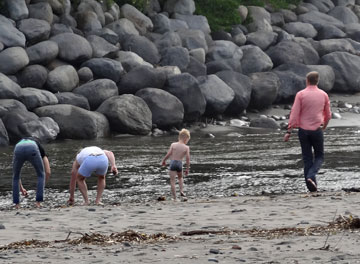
[0,127,360,208]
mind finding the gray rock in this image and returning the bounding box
[189,48,205,63]
[28,2,53,24]
[0,47,29,75]
[76,11,102,32]
[122,35,160,65]
[295,5,309,15]
[152,13,171,34]
[119,66,166,94]
[0,99,27,117]
[81,58,124,83]
[240,45,273,74]
[144,0,161,16]
[271,12,285,27]
[266,40,305,67]
[173,13,211,34]
[20,87,58,110]
[31,0,63,16]
[114,51,153,72]
[169,18,189,31]
[250,116,280,129]
[160,46,190,71]
[50,23,73,36]
[17,64,48,88]
[0,119,9,146]
[279,9,297,23]
[0,42,3,52]
[26,40,59,65]
[215,70,252,115]
[198,75,235,115]
[136,88,184,128]
[164,0,195,15]
[164,73,206,121]
[55,92,90,110]
[73,79,118,110]
[245,31,277,50]
[121,4,153,34]
[86,35,119,58]
[184,56,207,77]
[248,72,280,109]
[316,24,346,40]
[298,11,344,31]
[293,37,320,65]
[211,30,232,41]
[177,29,208,52]
[77,0,105,26]
[51,33,93,63]
[34,104,110,139]
[232,32,247,46]
[328,6,359,24]
[345,23,360,41]
[0,15,26,47]
[332,0,355,5]
[97,94,152,135]
[106,18,139,44]
[307,65,335,92]
[154,31,182,50]
[237,5,248,22]
[17,18,51,45]
[5,0,28,21]
[108,2,120,20]
[247,6,272,32]
[283,22,317,38]
[2,109,59,143]
[320,51,360,92]
[0,73,23,99]
[77,67,93,83]
[206,59,242,74]
[87,28,119,45]
[315,38,357,56]
[304,0,335,13]
[46,65,79,93]
[206,40,243,62]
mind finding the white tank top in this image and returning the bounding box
[76,146,105,165]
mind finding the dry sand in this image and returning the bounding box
[1,192,360,264]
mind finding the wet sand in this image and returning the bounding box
[1,192,360,263]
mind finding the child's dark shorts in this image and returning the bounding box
[169,160,182,172]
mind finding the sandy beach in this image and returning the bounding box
[1,191,360,264]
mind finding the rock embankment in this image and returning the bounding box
[1,0,360,145]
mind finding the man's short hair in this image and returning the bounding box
[179,129,190,140]
[306,71,319,85]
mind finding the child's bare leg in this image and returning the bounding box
[178,172,185,196]
[169,171,177,200]
[76,175,89,205]
[95,175,106,205]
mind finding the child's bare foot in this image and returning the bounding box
[82,201,90,206]
[180,191,186,197]
[15,204,20,209]
[95,201,104,206]
[35,202,41,208]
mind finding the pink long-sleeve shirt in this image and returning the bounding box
[288,85,331,131]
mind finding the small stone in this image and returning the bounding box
[232,245,242,250]
[205,133,215,138]
[88,208,96,212]
[123,242,131,247]
[299,220,309,224]
[332,113,342,119]
[248,247,258,251]
[0,224,5,229]
[209,249,220,254]
[208,258,219,263]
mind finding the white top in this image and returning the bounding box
[76,146,105,165]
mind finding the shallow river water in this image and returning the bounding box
[0,127,360,209]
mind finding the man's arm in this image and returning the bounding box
[104,150,118,175]
[43,156,51,183]
[284,93,302,142]
[322,94,331,130]
[185,147,190,176]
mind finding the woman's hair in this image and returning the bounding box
[306,71,319,85]
[179,129,190,140]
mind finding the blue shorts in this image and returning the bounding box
[169,160,182,172]
[78,154,108,178]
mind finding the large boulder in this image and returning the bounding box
[164,0,195,15]
[316,24,346,40]
[17,64,48,88]
[240,45,273,75]
[97,94,152,135]
[160,46,190,71]
[247,6,272,32]
[248,72,280,110]
[197,75,235,115]
[51,33,93,63]
[31,0,64,16]
[320,51,360,92]
[344,23,360,42]
[77,0,105,26]
[206,59,242,74]
[266,40,305,67]
[26,40,59,65]
[88,28,119,45]
[106,18,139,44]
[122,35,160,65]
[0,47,29,75]
[46,65,79,93]
[136,88,184,129]
[184,56,207,77]
[0,118,9,146]
[121,4,153,34]
[86,35,119,58]
[19,87,58,110]
[314,39,357,56]
[283,22,318,38]
[0,99,27,117]
[81,58,124,83]
[119,66,166,94]
[5,0,29,21]
[72,79,118,110]
[177,29,208,52]
[298,11,344,31]
[0,73,22,100]
[307,65,335,92]
[250,116,280,130]
[28,2,53,24]
[152,13,171,34]
[173,14,211,34]
[154,31,182,50]
[2,109,59,143]
[17,18,51,45]
[0,14,26,47]
[327,6,359,24]
[245,31,278,50]
[114,51,153,72]
[76,11,102,32]
[215,70,252,115]
[304,0,334,13]
[293,37,320,65]
[163,73,206,121]
[34,104,110,139]
[206,40,243,62]
[55,92,90,110]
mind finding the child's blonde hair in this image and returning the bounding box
[179,128,190,141]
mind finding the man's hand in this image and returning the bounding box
[284,133,291,142]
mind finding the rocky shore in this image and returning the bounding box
[1,0,360,146]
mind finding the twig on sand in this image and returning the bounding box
[321,209,338,250]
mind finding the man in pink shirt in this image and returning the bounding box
[284,71,331,192]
